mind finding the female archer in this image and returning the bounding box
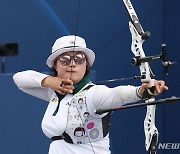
[13,35,168,154]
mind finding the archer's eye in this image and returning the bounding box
[74,54,86,64]
[59,55,71,66]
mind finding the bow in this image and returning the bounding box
[123,0,172,153]
[122,0,158,153]
[96,0,175,153]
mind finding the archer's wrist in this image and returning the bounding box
[136,86,145,98]
[41,76,51,87]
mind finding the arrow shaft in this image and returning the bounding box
[96,97,180,114]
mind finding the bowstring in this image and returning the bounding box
[70,0,96,153]
[70,0,80,80]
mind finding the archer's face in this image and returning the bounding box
[54,51,87,84]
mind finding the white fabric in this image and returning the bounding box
[62,87,106,144]
[13,70,141,154]
[42,93,72,138]
[49,135,110,154]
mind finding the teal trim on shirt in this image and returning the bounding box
[52,75,90,116]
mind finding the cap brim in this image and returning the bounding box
[46,47,95,67]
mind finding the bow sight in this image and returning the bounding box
[131,43,175,75]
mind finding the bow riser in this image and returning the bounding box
[129,22,152,83]
[128,15,158,154]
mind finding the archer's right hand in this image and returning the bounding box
[41,76,74,95]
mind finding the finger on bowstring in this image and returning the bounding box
[56,89,66,95]
[62,84,74,90]
[59,86,73,94]
[61,78,73,86]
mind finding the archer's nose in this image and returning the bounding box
[69,59,76,67]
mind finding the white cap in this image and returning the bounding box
[46,35,95,67]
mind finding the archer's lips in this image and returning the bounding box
[66,71,76,73]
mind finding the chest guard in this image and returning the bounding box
[64,85,111,144]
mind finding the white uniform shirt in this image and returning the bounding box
[13,70,140,154]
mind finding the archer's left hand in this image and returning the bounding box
[138,80,168,97]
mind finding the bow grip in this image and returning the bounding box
[142,79,156,100]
